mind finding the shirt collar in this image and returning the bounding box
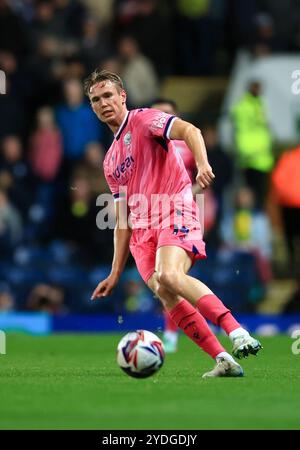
[115,111,130,141]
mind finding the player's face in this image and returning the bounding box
[89,80,127,127]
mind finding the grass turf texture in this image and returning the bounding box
[1,333,300,430]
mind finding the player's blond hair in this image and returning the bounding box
[84,69,124,96]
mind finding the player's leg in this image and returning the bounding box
[130,230,243,376]
[147,272,243,378]
[195,293,262,358]
[130,230,179,352]
[156,245,262,359]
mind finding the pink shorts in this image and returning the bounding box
[129,226,206,283]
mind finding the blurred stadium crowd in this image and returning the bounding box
[1,0,300,316]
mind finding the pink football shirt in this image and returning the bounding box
[103,108,200,230]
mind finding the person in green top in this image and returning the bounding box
[231,81,274,209]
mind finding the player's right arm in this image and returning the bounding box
[91,201,132,299]
[169,119,215,190]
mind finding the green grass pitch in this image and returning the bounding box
[1,333,300,430]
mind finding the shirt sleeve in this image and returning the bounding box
[137,108,178,140]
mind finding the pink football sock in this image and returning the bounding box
[163,310,178,332]
[196,294,241,335]
[168,299,225,359]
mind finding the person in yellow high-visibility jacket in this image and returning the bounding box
[231,81,274,209]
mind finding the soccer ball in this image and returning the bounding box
[117,330,165,378]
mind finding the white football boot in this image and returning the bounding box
[232,335,262,359]
[202,357,244,379]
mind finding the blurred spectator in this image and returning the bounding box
[0,282,15,312]
[0,82,26,139]
[30,0,65,45]
[55,175,94,245]
[0,135,33,218]
[0,50,31,139]
[251,13,283,57]
[56,78,103,165]
[28,106,63,182]
[26,283,67,314]
[221,186,272,284]
[54,175,113,264]
[231,81,274,209]
[100,56,121,74]
[80,15,112,72]
[0,51,32,101]
[175,0,218,75]
[0,0,29,57]
[223,0,257,67]
[9,0,35,24]
[72,142,109,197]
[0,188,23,255]
[27,36,63,108]
[202,124,233,232]
[117,35,159,107]
[60,55,86,80]
[256,0,299,51]
[114,0,172,76]
[26,106,63,234]
[53,0,88,40]
[271,145,300,278]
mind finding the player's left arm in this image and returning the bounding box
[169,119,215,189]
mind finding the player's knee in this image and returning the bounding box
[156,285,178,309]
[157,269,181,292]
[147,272,159,294]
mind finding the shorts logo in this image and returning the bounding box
[173,225,189,236]
[124,132,131,145]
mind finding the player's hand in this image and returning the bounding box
[91,273,119,300]
[196,162,215,189]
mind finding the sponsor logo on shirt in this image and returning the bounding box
[113,155,135,181]
[150,114,167,131]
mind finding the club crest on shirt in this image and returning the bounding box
[124,131,132,145]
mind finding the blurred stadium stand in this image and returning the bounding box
[1,0,300,332]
